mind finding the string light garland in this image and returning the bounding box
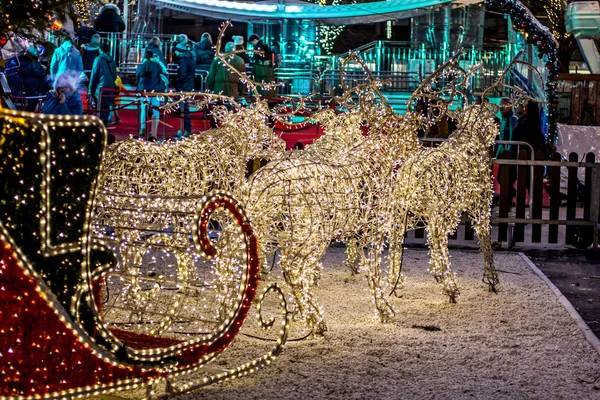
[0,109,289,397]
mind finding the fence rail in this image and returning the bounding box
[407,146,600,250]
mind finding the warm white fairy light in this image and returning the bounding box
[387,104,500,301]
[0,109,289,397]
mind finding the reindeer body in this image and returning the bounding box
[243,108,421,335]
[388,105,500,300]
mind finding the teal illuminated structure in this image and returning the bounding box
[141,0,559,139]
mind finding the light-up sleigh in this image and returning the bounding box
[0,109,289,399]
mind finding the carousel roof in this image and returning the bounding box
[152,0,484,24]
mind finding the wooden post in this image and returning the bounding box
[514,150,528,243]
[498,150,512,242]
[590,167,600,250]
[548,152,561,243]
[531,151,544,242]
[566,152,579,244]
[584,153,595,221]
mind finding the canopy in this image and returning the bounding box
[152,0,484,25]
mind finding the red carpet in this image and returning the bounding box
[104,109,551,207]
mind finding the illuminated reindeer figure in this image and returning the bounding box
[240,53,424,335]
[386,58,542,302]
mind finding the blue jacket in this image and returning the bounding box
[175,45,196,91]
[18,54,47,95]
[89,52,117,98]
[50,42,83,79]
[82,42,101,71]
[145,43,167,66]
[136,58,168,92]
[194,39,214,67]
[41,91,84,116]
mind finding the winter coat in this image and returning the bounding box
[145,43,167,66]
[18,54,46,95]
[41,90,84,115]
[253,40,272,64]
[252,64,275,98]
[207,54,245,97]
[93,4,125,33]
[511,113,545,158]
[89,52,117,99]
[235,45,250,65]
[82,42,101,71]
[50,42,83,79]
[194,39,214,68]
[136,58,168,92]
[74,26,97,45]
[175,47,196,91]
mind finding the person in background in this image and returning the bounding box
[504,100,545,201]
[136,50,168,137]
[41,72,83,115]
[232,35,250,65]
[271,40,282,68]
[512,100,545,157]
[495,97,518,158]
[50,34,83,83]
[89,43,117,125]
[93,3,125,34]
[207,41,245,128]
[82,34,102,77]
[18,45,47,111]
[74,25,97,46]
[248,34,275,98]
[174,34,196,137]
[208,41,245,97]
[110,71,126,124]
[194,32,215,70]
[145,37,167,66]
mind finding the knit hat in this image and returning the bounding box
[233,36,244,46]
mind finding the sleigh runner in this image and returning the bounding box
[0,109,289,398]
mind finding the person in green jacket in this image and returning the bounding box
[89,43,117,125]
[208,42,245,98]
[249,34,275,98]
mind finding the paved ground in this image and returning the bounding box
[525,248,600,339]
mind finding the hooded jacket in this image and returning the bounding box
[145,43,167,66]
[50,41,83,79]
[18,53,46,95]
[208,54,245,97]
[93,4,125,33]
[175,43,196,91]
[89,52,117,98]
[82,41,101,71]
[136,57,168,92]
[194,39,214,68]
[42,90,84,116]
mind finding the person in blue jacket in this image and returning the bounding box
[136,50,168,136]
[41,72,84,116]
[174,34,196,136]
[50,35,83,83]
[89,43,117,125]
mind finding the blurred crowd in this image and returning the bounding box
[1,1,282,139]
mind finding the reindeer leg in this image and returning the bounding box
[344,234,361,276]
[425,225,443,283]
[280,249,328,336]
[363,236,395,323]
[428,225,459,303]
[472,209,499,293]
[388,211,408,297]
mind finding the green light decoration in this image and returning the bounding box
[312,0,356,54]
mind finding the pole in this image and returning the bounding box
[123,0,129,65]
